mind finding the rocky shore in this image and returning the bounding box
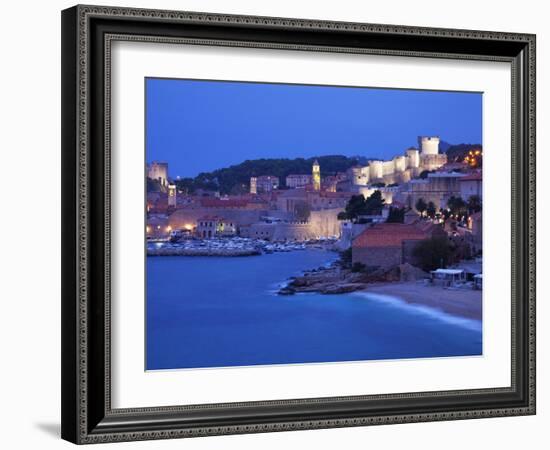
[278,262,428,295]
[278,262,482,321]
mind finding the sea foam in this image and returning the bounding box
[351,291,482,333]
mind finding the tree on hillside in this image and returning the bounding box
[447,196,468,218]
[467,195,482,214]
[415,198,427,217]
[413,237,452,272]
[386,206,406,223]
[338,195,367,222]
[426,201,437,219]
[364,190,385,215]
[445,143,483,163]
[439,207,451,221]
[338,191,385,223]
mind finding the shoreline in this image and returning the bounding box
[147,239,338,257]
[362,282,482,321]
[147,247,261,257]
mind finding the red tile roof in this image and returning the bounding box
[352,223,432,248]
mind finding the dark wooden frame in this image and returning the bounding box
[61,4,536,444]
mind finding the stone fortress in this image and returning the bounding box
[349,136,447,187]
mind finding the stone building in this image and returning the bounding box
[352,221,446,269]
[286,174,312,188]
[243,207,343,242]
[254,175,279,193]
[168,207,267,233]
[459,172,483,200]
[196,216,237,238]
[276,188,351,214]
[395,171,465,210]
[147,161,169,188]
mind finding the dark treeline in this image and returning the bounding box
[175,155,367,195]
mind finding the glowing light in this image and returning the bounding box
[166,226,172,232]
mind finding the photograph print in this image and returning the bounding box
[145,78,483,371]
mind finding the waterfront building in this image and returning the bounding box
[168,206,268,234]
[244,207,343,242]
[147,161,169,188]
[196,216,237,238]
[312,160,321,191]
[286,173,312,189]
[351,221,446,269]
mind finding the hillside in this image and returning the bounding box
[175,155,362,195]
[445,143,483,162]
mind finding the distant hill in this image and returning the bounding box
[445,143,483,163]
[439,140,452,152]
[175,155,361,195]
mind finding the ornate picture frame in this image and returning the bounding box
[61,4,536,444]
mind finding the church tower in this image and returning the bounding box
[250,177,257,194]
[312,160,321,191]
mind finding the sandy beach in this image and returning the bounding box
[364,282,482,321]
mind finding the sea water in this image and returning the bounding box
[146,249,482,370]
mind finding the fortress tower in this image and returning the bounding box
[418,136,440,155]
[406,147,420,168]
[369,160,384,180]
[148,161,168,188]
[312,160,321,191]
[418,136,447,171]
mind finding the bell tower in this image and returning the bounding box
[312,160,321,191]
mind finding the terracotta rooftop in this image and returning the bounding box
[352,223,432,248]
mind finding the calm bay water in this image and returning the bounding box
[146,250,482,370]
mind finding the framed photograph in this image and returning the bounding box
[61,5,536,444]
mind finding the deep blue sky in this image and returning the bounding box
[146,78,482,179]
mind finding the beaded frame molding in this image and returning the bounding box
[61,4,536,444]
